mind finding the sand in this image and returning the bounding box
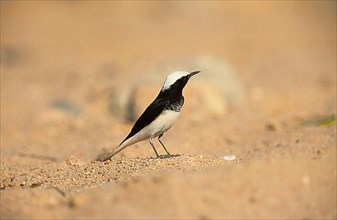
[1,2,336,219]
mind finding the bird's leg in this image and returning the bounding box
[158,134,171,156]
[149,136,160,158]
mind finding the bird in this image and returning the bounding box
[96,70,200,161]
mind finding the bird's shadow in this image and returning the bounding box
[153,154,181,159]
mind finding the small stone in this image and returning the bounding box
[222,155,236,161]
[30,182,42,188]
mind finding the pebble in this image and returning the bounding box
[222,155,236,161]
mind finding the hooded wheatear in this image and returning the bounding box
[97,71,200,161]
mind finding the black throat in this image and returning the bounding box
[155,88,184,112]
[157,76,190,112]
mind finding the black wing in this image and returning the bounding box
[119,94,169,146]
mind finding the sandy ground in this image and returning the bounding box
[1,2,336,219]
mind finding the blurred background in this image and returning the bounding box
[1,1,336,219]
[1,0,336,159]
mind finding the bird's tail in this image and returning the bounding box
[95,139,132,162]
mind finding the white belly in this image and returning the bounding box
[119,110,180,149]
[146,110,180,137]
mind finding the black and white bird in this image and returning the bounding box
[97,70,200,161]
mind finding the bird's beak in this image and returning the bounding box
[189,71,200,77]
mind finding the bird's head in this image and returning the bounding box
[161,71,200,92]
